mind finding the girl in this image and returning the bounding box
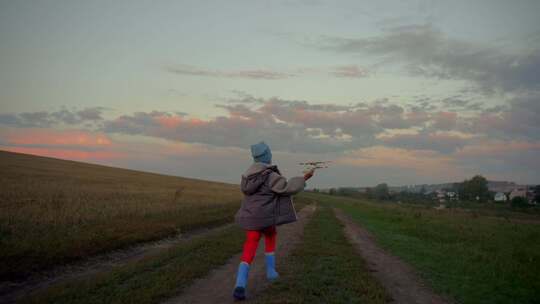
[233,141,314,300]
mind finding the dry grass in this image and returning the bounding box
[0,150,242,281]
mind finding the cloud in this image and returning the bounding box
[99,96,380,153]
[0,107,106,128]
[103,107,353,154]
[329,65,368,78]
[167,64,369,80]
[378,131,471,153]
[99,95,477,154]
[76,107,106,120]
[440,96,483,111]
[452,139,540,182]
[466,92,540,140]
[456,139,540,159]
[2,102,540,185]
[430,111,458,131]
[1,92,539,160]
[0,111,54,127]
[0,127,121,161]
[336,146,460,178]
[1,127,111,147]
[0,127,113,150]
[166,65,294,80]
[320,24,540,94]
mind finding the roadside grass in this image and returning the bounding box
[255,204,389,304]
[314,194,540,304]
[20,224,245,304]
[292,193,312,211]
[0,150,242,281]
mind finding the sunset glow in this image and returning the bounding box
[1,1,539,187]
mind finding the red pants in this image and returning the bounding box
[240,226,277,264]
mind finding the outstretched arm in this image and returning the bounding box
[268,169,314,195]
[269,173,305,195]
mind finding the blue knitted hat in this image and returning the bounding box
[250,141,272,164]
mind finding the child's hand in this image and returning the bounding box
[304,168,315,181]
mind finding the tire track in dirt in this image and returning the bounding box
[333,208,452,304]
[0,223,234,304]
[163,204,317,304]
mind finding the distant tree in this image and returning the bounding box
[533,185,540,203]
[312,188,319,193]
[365,187,373,199]
[393,190,427,204]
[457,175,490,202]
[328,188,336,195]
[420,185,427,195]
[373,183,390,201]
[511,196,529,209]
[337,187,350,196]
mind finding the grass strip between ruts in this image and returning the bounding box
[254,204,389,304]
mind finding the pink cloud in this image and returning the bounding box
[431,111,457,130]
[330,65,368,78]
[405,110,431,125]
[0,128,122,161]
[155,115,182,129]
[3,128,112,146]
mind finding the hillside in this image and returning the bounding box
[0,150,242,281]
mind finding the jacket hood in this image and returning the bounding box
[240,162,280,195]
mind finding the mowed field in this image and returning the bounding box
[0,150,243,281]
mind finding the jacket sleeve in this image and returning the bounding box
[268,172,306,195]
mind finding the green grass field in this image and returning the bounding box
[310,193,540,304]
[255,205,389,304]
[0,150,242,281]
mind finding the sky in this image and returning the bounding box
[1,0,539,188]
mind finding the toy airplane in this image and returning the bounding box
[299,161,332,174]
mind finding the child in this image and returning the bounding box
[232,141,314,300]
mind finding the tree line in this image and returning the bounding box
[314,175,540,208]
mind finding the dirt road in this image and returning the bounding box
[0,223,234,304]
[334,208,451,304]
[163,204,317,304]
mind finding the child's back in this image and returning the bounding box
[232,141,314,301]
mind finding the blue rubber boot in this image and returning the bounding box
[233,262,250,300]
[265,253,279,281]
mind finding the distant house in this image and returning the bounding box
[446,191,458,200]
[434,189,457,203]
[435,189,445,202]
[494,192,507,202]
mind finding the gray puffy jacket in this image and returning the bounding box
[234,162,306,230]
